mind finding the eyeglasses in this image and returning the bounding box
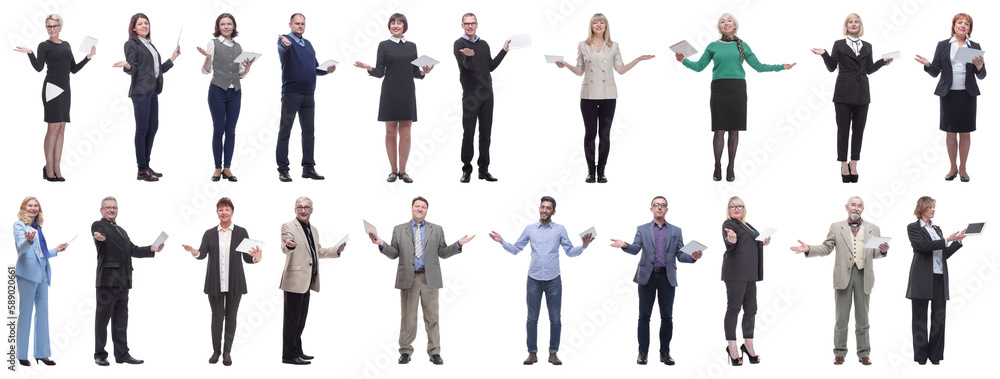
[728,205,745,210]
[102,206,118,210]
[462,22,478,27]
[652,203,667,208]
[45,24,61,30]
[295,206,312,211]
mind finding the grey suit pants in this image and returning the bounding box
[834,265,871,357]
[399,272,440,355]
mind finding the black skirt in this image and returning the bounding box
[939,90,976,133]
[710,79,748,131]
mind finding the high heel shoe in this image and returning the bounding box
[43,166,57,182]
[36,358,56,366]
[725,346,742,366]
[222,171,238,182]
[848,165,858,183]
[18,359,30,366]
[726,165,735,182]
[713,164,722,182]
[841,164,850,183]
[740,344,759,364]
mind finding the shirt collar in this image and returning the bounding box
[846,36,861,43]
[949,36,973,45]
[138,36,151,44]
[218,224,233,232]
[288,33,305,46]
[652,219,666,229]
[848,218,863,227]
[217,35,234,46]
[410,220,425,228]
[919,219,933,228]
[461,34,479,43]
[534,222,553,229]
[389,35,407,44]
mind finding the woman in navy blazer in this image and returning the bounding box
[182,198,261,366]
[905,196,965,365]
[914,13,985,182]
[811,13,891,183]
[720,196,769,366]
[13,196,67,366]
[112,13,181,182]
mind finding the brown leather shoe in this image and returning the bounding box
[834,356,844,365]
[548,353,562,365]
[523,352,537,365]
[859,357,872,366]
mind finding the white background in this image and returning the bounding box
[2,0,997,378]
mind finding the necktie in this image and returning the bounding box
[414,226,423,259]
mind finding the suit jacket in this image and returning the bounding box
[380,221,461,290]
[721,219,763,282]
[122,39,174,97]
[925,38,986,96]
[806,220,887,294]
[575,41,624,99]
[91,218,155,288]
[905,220,962,300]
[622,220,695,286]
[196,225,255,296]
[13,220,59,285]
[279,219,341,294]
[819,39,886,104]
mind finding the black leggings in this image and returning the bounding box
[835,103,869,162]
[580,99,617,169]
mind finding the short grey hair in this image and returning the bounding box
[846,196,863,206]
[101,196,117,207]
[46,14,62,26]
[295,196,312,206]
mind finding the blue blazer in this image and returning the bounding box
[622,221,695,286]
[13,220,58,285]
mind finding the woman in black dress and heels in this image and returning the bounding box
[14,14,95,182]
[354,13,433,183]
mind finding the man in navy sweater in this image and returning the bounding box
[276,13,336,182]
[454,13,509,183]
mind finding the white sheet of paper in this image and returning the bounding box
[544,55,565,64]
[66,234,79,246]
[334,234,349,252]
[755,228,776,241]
[579,226,596,239]
[509,34,531,49]
[317,59,339,70]
[176,26,183,47]
[152,231,169,248]
[45,82,64,102]
[881,51,901,60]
[411,55,439,67]
[680,240,707,254]
[863,236,891,249]
[669,40,698,57]
[363,220,378,239]
[234,51,262,63]
[955,47,985,63]
[78,36,98,55]
[236,238,265,253]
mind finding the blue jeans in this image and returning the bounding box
[16,276,50,359]
[526,276,561,353]
[131,92,159,171]
[208,85,242,169]
[637,270,675,353]
[276,92,316,172]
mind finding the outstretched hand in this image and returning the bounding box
[790,240,809,254]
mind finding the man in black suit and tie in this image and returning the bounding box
[91,196,163,366]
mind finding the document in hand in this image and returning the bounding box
[236,238,266,253]
[679,240,707,254]
[954,47,985,63]
[234,51,262,63]
[669,40,698,57]
[363,220,378,239]
[544,55,565,64]
[881,51,901,60]
[411,55,439,68]
[334,235,349,252]
[317,59,339,70]
[754,228,776,242]
[152,231,169,248]
[579,226,596,239]
[862,236,891,249]
[509,34,531,49]
[78,36,98,55]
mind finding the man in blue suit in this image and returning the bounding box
[611,196,702,366]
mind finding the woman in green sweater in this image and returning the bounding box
[676,13,794,182]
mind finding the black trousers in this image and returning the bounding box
[834,103,869,162]
[95,286,130,360]
[911,274,946,363]
[282,289,311,360]
[580,99,617,169]
[209,292,243,354]
[637,271,676,353]
[461,91,495,174]
[724,281,757,340]
[276,92,316,172]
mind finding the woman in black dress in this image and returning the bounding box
[14,14,95,182]
[354,13,433,183]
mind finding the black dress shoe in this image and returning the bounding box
[95,357,110,366]
[726,165,736,182]
[299,354,314,360]
[147,168,163,178]
[222,172,237,182]
[945,172,957,181]
[637,352,648,365]
[430,354,444,365]
[714,164,723,182]
[116,355,144,364]
[398,172,413,183]
[282,357,310,365]
[209,352,220,364]
[387,172,398,182]
[222,352,232,366]
[661,352,675,365]
[479,172,498,182]
[212,175,221,182]
[137,170,159,182]
[302,170,325,180]
[278,170,292,182]
[460,172,471,183]
[398,353,411,364]
[930,359,940,365]
[960,176,970,182]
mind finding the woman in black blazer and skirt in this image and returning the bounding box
[720,196,769,365]
[182,197,261,366]
[811,13,891,183]
[905,196,965,365]
[914,13,985,182]
[112,13,181,182]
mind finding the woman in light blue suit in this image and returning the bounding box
[13,196,67,366]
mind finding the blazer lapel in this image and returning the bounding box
[836,221,851,246]
[585,44,600,70]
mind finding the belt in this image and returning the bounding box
[652,267,667,273]
[415,269,425,274]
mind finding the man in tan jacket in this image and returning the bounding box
[791,196,889,366]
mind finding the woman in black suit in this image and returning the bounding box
[182,197,261,366]
[811,13,891,183]
[914,13,985,182]
[720,196,769,366]
[905,196,965,365]
[111,13,181,182]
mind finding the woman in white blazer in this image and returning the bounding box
[13,196,67,366]
[555,13,653,183]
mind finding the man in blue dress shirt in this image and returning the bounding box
[489,196,593,365]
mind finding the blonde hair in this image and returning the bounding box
[717,13,739,36]
[17,196,43,226]
[913,196,936,219]
[843,13,864,37]
[726,196,746,223]
[585,13,613,47]
[46,14,62,27]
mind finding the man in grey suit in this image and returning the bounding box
[791,196,889,366]
[369,196,474,365]
[611,196,702,366]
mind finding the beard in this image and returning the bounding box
[849,213,861,221]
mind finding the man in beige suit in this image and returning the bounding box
[279,196,345,365]
[368,196,474,365]
[791,196,889,366]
